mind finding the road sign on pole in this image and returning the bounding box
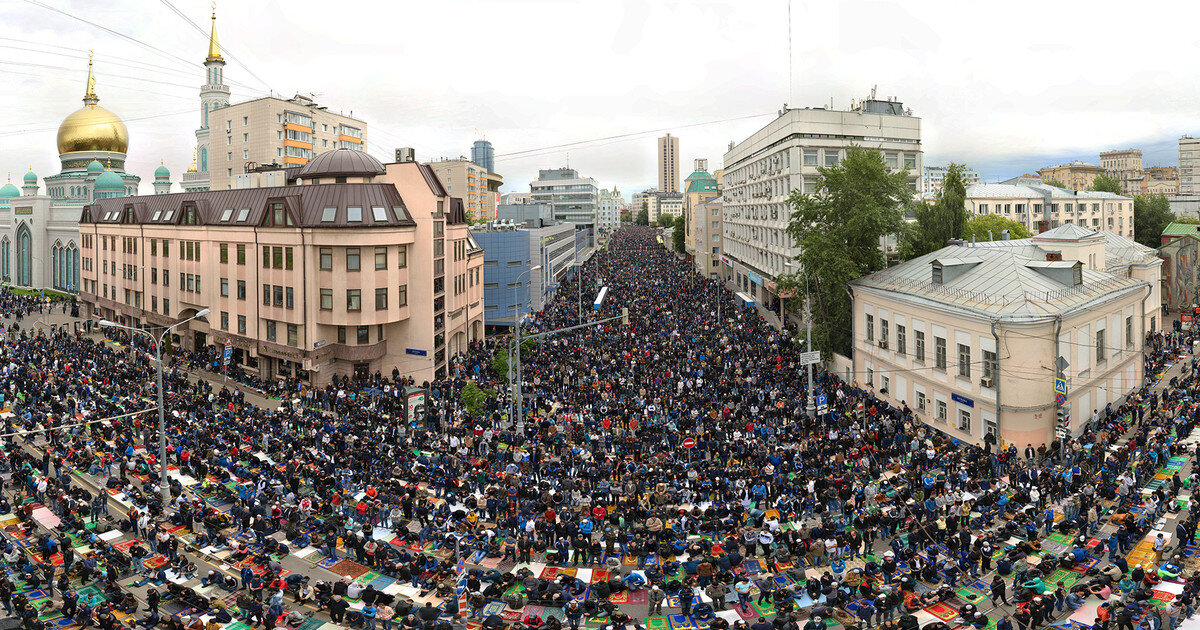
[681,438,696,449]
[816,393,828,413]
[1054,377,1067,396]
[798,351,821,366]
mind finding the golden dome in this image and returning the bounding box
[57,104,129,154]
[56,53,129,155]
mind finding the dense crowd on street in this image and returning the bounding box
[0,226,1192,630]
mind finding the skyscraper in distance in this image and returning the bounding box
[658,133,679,193]
[472,140,494,173]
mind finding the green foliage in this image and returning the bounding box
[1089,174,1122,194]
[657,213,675,228]
[786,146,909,356]
[620,211,632,222]
[1175,216,1200,225]
[461,380,487,417]
[1133,194,1175,247]
[901,162,970,259]
[672,215,686,252]
[961,214,1032,242]
[492,348,509,381]
[162,334,173,355]
[1042,179,1067,189]
[636,201,649,225]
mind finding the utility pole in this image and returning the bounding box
[806,291,815,419]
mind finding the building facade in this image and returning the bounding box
[922,165,979,195]
[530,168,598,224]
[658,133,679,193]
[965,180,1135,239]
[1099,149,1143,194]
[597,188,620,232]
[683,159,720,274]
[1180,136,1200,196]
[430,158,503,222]
[79,149,483,384]
[473,220,575,329]
[471,139,495,173]
[851,224,1158,447]
[723,97,922,323]
[1037,160,1106,191]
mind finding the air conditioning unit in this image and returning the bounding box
[980,376,994,388]
[878,340,888,349]
[959,421,970,431]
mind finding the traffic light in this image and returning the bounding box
[1055,408,1068,439]
[621,307,629,325]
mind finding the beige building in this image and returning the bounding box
[658,133,679,193]
[1145,166,1180,195]
[1099,149,1143,194]
[632,189,681,224]
[429,158,503,222]
[79,149,482,384]
[967,180,1135,239]
[851,224,1159,447]
[683,159,721,276]
[1038,160,1106,191]
[1180,136,1200,196]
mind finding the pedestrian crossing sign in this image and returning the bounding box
[1054,377,1067,395]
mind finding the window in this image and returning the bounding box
[320,248,332,270]
[321,207,337,222]
[936,400,948,423]
[880,319,889,344]
[220,311,229,330]
[237,315,246,334]
[1096,329,1106,363]
[375,288,388,310]
[372,206,388,222]
[957,344,971,378]
[266,321,277,342]
[375,247,387,270]
[220,278,229,297]
[866,314,874,342]
[150,239,157,256]
[237,280,246,299]
[262,284,270,305]
[903,153,916,169]
[337,326,346,344]
[347,289,361,311]
[235,208,249,222]
[346,248,360,271]
[958,410,972,433]
[896,325,906,355]
[983,350,998,381]
[162,269,169,286]
[272,246,283,268]
[273,285,283,307]
[286,287,294,309]
[347,206,363,222]
[823,150,838,167]
[262,245,269,268]
[320,289,333,309]
[917,391,926,413]
[397,285,407,306]
[237,244,246,264]
[935,336,946,370]
[163,299,170,316]
[357,326,369,344]
[803,149,818,166]
[220,243,228,263]
[287,324,298,347]
[1126,316,1133,347]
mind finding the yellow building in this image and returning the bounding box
[1037,160,1105,191]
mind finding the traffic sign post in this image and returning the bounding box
[798,351,821,366]
[816,393,828,414]
[681,438,696,449]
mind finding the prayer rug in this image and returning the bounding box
[329,559,370,578]
[646,617,669,630]
[670,615,698,630]
[627,589,649,605]
[924,602,958,622]
[608,591,629,604]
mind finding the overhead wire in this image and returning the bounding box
[156,0,274,93]
[23,0,198,71]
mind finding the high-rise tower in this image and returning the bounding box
[187,9,229,192]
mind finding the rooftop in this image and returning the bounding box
[965,182,1129,200]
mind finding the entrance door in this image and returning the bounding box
[194,331,207,350]
[353,362,370,380]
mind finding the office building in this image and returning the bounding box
[1037,160,1105,191]
[185,12,367,193]
[473,217,576,330]
[922,165,979,195]
[965,180,1134,239]
[471,139,495,173]
[723,95,922,324]
[79,148,484,384]
[658,133,680,193]
[430,158,503,222]
[633,189,682,223]
[529,168,599,260]
[851,224,1159,447]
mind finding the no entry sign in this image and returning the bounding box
[682,438,696,449]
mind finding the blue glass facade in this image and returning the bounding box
[474,230,532,328]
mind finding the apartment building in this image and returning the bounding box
[722,96,922,323]
[430,158,503,222]
[658,133,680,193]
[597,188,620,232]
[851,224,1158,447]
[967,180,1134,239]
[1037,161,1105,191]
[79,149,482,384]
[632,189,682,223]
[683,159,721,275]
[1099,149,1143,194]
[922,165,979,195]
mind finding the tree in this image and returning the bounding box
[620,210,632,223]
[1042,179,1067,189]
[461,380,487,417]
[657,213,675,228]
[1133,194,1175,247]
[636,201,649,225]
[786,146,909,356]
[900,162,970,259]
[1090,174,1122,194]
[961,214,1032,242]
[672,214,686,252]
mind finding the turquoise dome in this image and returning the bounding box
[94,170,125,192]
[86,160,104,175]
[23,171,36,184]
[154,164,170,180]
[0,183,20,198]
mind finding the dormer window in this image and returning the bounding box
[262,202,294,227]
[932,264,943,284]
[182,205,200,225]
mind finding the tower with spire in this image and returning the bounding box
[188,6,228,192]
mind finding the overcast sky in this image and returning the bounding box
[2,0,1199,197]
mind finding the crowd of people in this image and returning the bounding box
[0,226,1191,630]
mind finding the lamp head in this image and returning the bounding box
[195,308,211,318]
[99,319,114,328]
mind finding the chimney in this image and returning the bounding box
[1046,251,1063,261]
[1036,220,1050,234]
[1002,229,1011,241]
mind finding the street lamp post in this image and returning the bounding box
[511,266,541,433]
[100,308,210,506]
[781,262,793,334]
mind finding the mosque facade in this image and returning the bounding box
[0,56,149,294]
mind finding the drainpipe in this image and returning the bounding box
[991,320,1001,444]
[1053,315,1062,447]
[1141,283,1151,392]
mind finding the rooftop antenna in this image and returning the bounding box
[870,85,877,99]
[787,0,793,105]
